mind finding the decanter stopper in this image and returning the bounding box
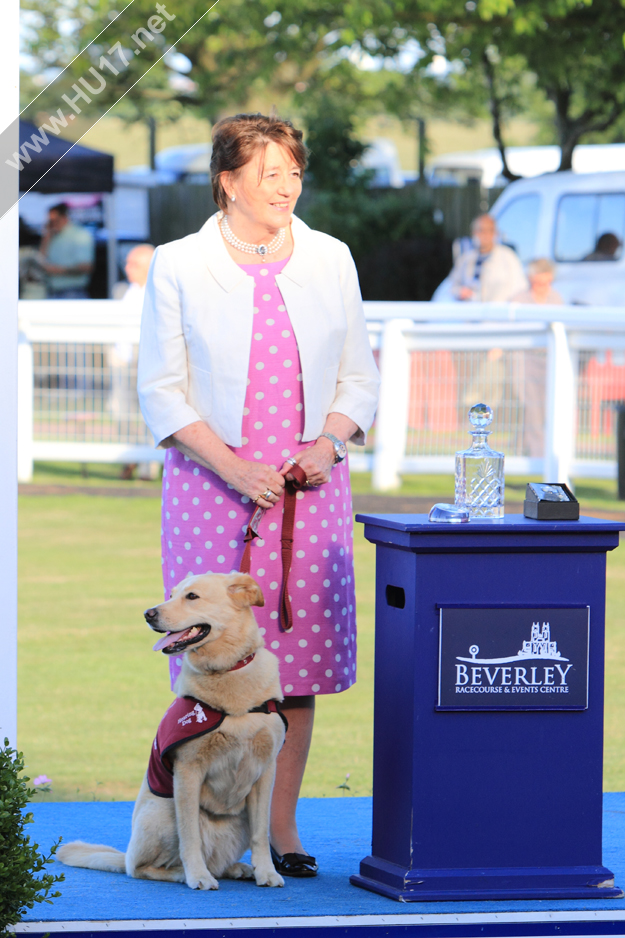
[468,402,493,430]
[454,403,505,520]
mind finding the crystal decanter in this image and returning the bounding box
[454,403,505,519]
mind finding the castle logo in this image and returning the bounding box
[456,622,568,666]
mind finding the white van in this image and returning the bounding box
[490,171,625,306]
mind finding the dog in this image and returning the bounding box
[57,572,286,890]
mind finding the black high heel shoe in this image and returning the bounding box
[270,844,318,877]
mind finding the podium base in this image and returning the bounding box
[351,856,625,903]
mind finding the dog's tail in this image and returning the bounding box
[57,841,126,873]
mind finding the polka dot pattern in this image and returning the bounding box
[161,258,356,698]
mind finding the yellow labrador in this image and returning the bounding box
[58,572,286,890]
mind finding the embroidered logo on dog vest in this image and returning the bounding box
[147,696,285,798]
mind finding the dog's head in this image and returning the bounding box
[145,572,264,657]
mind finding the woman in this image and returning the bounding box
[138,113,380,877]
[511,258,563,305]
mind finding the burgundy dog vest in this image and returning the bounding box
[147,696,286,798]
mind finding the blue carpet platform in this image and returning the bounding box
[14,795,625,938]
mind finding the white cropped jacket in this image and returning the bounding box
[137,213,380,449]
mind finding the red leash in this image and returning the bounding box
[240,464,308,632]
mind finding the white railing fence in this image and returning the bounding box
[17,300,625,490]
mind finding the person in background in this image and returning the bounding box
[40,202,95,299]
[113,243,155,306]
[449,214,528,302]
[512,258,563,305]
[110,244,157,481]
[583,232,622,262]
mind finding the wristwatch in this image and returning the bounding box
[319,432,347,464]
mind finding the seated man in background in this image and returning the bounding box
[512,258,563,305]
[40,202,95,299]
[449,214,528,302]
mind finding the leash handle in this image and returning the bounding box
[239,464,309,632]
[287,463,308,489]
[279,463,308,631]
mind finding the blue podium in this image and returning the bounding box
[351,514,625,902]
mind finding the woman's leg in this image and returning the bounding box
[270,695,315,855]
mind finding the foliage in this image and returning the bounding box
[298,183,449,300]
[367,0,625,170]
[0,740,63,936]
[301,90,372,192]
[19,0,384,128]
[19,0,625,173]
[299,185,439,263]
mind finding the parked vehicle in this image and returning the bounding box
[433,171,625,306]
[491,171,625,306]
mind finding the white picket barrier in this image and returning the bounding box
[17,299,625,489]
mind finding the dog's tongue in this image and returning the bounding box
[153,628,191,652]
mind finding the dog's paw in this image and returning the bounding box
[254,865,285,888]
[224,862,254,880]
[186,868,219,890]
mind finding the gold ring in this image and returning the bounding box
[262,489,273,500]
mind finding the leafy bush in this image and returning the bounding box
[301,90,373,192]
[299,186,439,261]
[0,740,63,937]
[298,90,452,299]
[298,186,451,301]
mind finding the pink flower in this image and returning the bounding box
[33,775,52,787]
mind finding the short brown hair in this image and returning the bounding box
[210,113,308,211]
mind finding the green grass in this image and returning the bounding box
[30,462,625,512]
[17,466,625,802]
[29,460,162,490]
[351,472,625,513]
[18,493,374,802]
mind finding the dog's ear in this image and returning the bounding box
[227,574,265,608]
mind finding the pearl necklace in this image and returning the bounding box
[219,211,286,257]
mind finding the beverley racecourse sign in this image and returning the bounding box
[437,607,590,710]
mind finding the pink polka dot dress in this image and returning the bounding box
[161,257,357,697]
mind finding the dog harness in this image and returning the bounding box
[147,695,287,798]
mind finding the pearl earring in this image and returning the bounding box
[231,194,236,202]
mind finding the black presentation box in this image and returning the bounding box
[523,482,579,521]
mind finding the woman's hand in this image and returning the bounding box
[222,456,286,509]
[281,437,335,487]
[173,423,285,509]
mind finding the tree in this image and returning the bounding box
[23,0,625,175]
[509,0,625,169]
[19,0,390,134]
[365,0,625,172]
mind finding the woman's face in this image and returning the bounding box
[225,140,303,230]
[530,270,554,292]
